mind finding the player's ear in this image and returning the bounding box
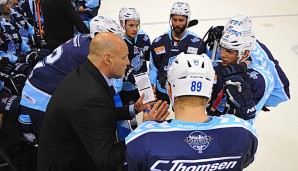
[120,21,124,28]
[241,50,250,60]
[103,54,112,66]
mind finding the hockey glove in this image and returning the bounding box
[0,57,14,77]
[13,63,33,77]
[0,90,21,114]
[224,76,256,120]
[11,74,27,91]
[157,72,167,89]
[222,62,248,81]
[17,51,38,66]
[124,67,136,84]
[206,26,224,48]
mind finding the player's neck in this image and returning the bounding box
[174,105,209,123]
[172,30,186,40]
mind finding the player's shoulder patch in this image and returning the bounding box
[153,35,163,43]
[154,45,166,55]
[247,70,260,80]
[137,32,150,42]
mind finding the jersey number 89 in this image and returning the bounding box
[191,81,202,92]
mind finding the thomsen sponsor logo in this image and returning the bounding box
[150,159,238,171]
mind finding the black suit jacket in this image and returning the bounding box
[37,60,131,171]
[42,0,89,51]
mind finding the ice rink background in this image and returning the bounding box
[99,1,298,170]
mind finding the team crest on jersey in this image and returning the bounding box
[185,131,212,153]
[191,37,199,43]
[187,47,198,54]
[132,46,148,71]
[248,71,259,80]
[131,55,144,71]
[154,46,165,55]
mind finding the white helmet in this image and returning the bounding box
[167,53,215,99]
[89,15,122,38]
[0,0,6,5]
[119,7,140,27]
[170,2,191,17]
[220,28,256,62]
[225,14,252,33]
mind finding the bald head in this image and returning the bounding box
[88,32,129,79]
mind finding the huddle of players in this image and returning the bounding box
[2,0,290,145]
[0,1,290,170]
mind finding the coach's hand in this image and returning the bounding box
[142,100,170,121]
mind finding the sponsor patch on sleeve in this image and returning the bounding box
[154,46,166,55]
[187,47,198,54]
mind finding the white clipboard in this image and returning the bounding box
[134,72,155,104]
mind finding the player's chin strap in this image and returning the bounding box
[238,55,251,64]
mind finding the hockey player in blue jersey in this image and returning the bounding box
[206,14,290,109]
[10,3,35,45]
[0,0,32,62]
[19,15,123,140]
[126,53,258,171]
[118,7,151,130]
[207,28,274,123]
[1,0,34,46]
[150,2,206,104]
[0,0,44,67]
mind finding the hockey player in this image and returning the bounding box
[126,53,258,171]
[118,7,151,129]
[10,0,35,45]
[0,0,33,46]
[19,16,123,140]
[206,14,290,108]
[0,0,32,63]
[207,28,274,123]
[150,1,206,104]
